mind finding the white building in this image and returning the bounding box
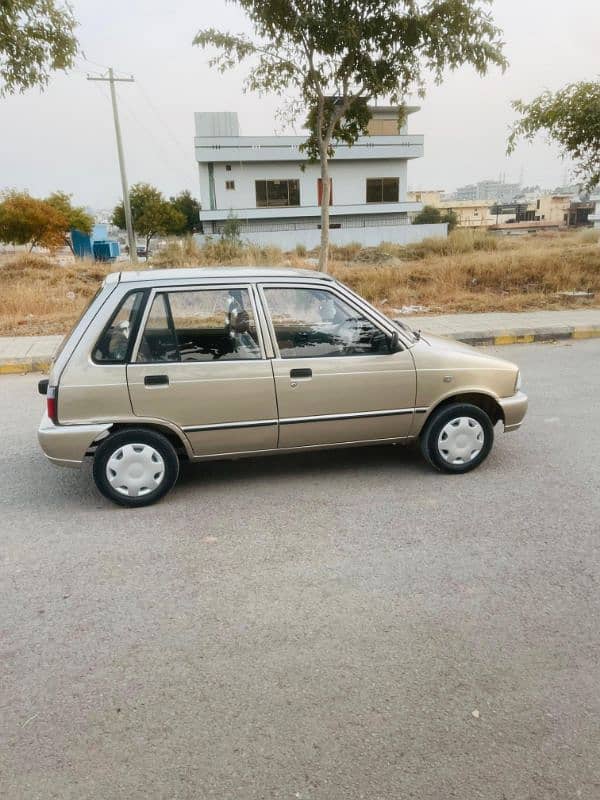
[194,107,447,248]
[452,180,521,204]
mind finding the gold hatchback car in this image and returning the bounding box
[38,268,527,507]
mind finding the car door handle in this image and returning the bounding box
[144,374,169,386]
[290,368,312,379]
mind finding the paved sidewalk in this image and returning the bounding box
[402,308,600,346]
[0,335,64,374]
[1,309,600,374]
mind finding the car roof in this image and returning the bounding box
[106,266,336,284]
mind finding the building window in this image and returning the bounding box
[225,180,235,190]
[225,164,232,171]
[255,179,300,208]
[366,178,399,204]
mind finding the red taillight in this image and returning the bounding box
[47,386,58,424]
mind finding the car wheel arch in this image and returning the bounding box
[419,391,504,430]
[91,421,192,460]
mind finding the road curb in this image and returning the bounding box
[450,325,600,347]
[1,324,599,376]
[0,358,52,375]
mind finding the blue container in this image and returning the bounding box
[93,240,120,262]
[71,229,93,258]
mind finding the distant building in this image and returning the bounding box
[451,179,521,204]
[407,190,445,206]
[476,180,521,203]
[439,200,492,227]
[452,183,478,201]
[194,107,448,248]
[537,194,572,226]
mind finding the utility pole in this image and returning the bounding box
[88,68,137,263]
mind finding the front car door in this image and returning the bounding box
[127,284,278,457]
[258,283,417,449]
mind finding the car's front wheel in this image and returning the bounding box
[93,428,179,507]
[420,403,494,474]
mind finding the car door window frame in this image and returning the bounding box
[92,288,150,365]
[130,283,267,364]
[256,282,401,360]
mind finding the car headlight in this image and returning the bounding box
[515,371,522,392]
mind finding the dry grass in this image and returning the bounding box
[0,254,113,335]
[1,229,599,336]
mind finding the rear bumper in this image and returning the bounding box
[499,391,528,432]
[38,414,112,467]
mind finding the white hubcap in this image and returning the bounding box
[438,417,485,465]
[106,443,165,497]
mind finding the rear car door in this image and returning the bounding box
[259,284,417,449]
[127,284,278,457]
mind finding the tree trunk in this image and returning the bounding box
[318,152,331,273]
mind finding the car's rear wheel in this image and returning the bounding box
[420,403,494,474]
[93,429,179,507]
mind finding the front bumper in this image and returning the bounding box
[499,391,528,432]
[38,414,112,467]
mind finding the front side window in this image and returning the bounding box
[137,288,261,363]
[94,290,145,362]
[263,287,390,359]
[366,177,399,203]
[255,179,300,208]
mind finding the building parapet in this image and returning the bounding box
[195,134,424,163]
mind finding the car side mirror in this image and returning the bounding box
[388,330,401,353]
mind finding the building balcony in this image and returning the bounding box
[195,134,424,163]
[199,202,423,223]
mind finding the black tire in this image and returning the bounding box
[420,403,494,474]
[93,428,180,507]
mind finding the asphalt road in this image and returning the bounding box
[2,340,599,800]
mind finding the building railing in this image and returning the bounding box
[209,214,412,234]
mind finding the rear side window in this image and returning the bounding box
[137,288,261,363]
[93,291,146,363]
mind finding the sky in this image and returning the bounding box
[0,0,598,209]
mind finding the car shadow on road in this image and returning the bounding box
[175,440,430,492]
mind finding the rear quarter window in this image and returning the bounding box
[93,290,147,363]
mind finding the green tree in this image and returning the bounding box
[45,191,94,253]
[0,0,78,97]
[169,190,201,234]
[112,183,186,258]
[221,210,242,243]
[508,81,600,190]
[0,190,68,250]
[413,204,458,231]
[195,0,506,272]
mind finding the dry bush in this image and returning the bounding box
[150,236,284,267]
[0,254,112,335]
[329,242,364,261]
[330,234,600,313]
[577,228,600,244]
[2,230,599,336]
